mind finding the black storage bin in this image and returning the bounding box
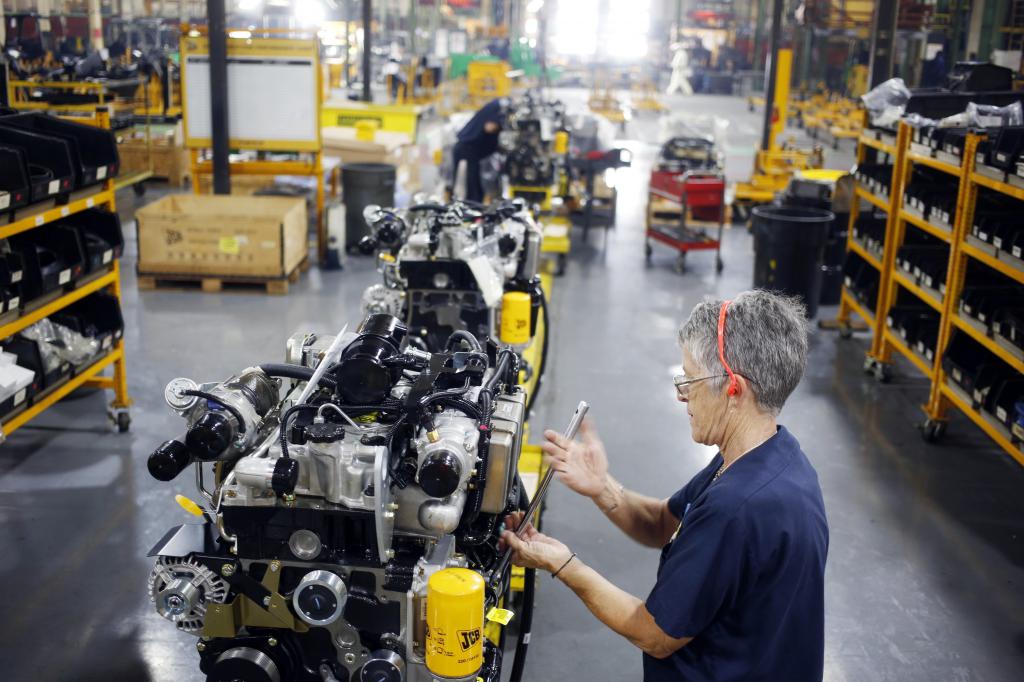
[989,127,1024,171]
[8,226,87,301]
[752,206,834,318]
[0,125,75,200]
[59,209,124,273]
[887,304,937,344]
[342,163,396,250]
[0,112,119,189]
[945,62,1014,92]
[0,145,32,211]
[51,291,124,358]
[960,286,1024,329]
[851,212,887,253]
[988,378,1024,428]
[993,308,1024,352]
[942,333,1000,403]
[843,252,880,308]
[2,335,71,392]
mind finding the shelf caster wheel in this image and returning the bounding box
[644,241,653,263]
[862,356,876,375]
[872,362,893,383]
[920,419,947,443]
[555,254,567,277]
[132,182,146,197]
[110,408,131,433]
[674,252,687,274]
[715,257,724,274]
[839,324,853,339]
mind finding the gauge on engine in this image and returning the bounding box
[293,570,347,626]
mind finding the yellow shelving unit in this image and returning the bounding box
[0,180,131,441]
[838,120,1024,466]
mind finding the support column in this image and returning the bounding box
[760,0,784,151]
[966,0,986,59]
[362,0,372,102]
[675,0,683,44]
[867,0,899,88]
[752,0,767,69]
[207,0,231,194]
[409,0,417,55]
[86,0,104,51]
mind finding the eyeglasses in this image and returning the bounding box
[673,373,728,398]
[673,372,760,397]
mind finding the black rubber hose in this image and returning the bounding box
[258,363,337,391]
[278,403,319,459]
[409,202,447,212]
[524,287,549,420]
[182,390,247,434]
[509,484,536,682]
[445,329,483,352]
[480,641,503,682]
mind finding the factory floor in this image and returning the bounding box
[0,91,1022,682]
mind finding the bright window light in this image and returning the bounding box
[607,0,650,59]
[525,17,538,36]
[293,0,325,26]
[551,0,597,56]
[551,0,649,59]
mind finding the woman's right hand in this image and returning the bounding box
[541,419,609,499]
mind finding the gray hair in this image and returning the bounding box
[679,290,808,415]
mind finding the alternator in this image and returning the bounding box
[148,555,229,634]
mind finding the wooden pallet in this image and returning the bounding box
[137,258,309,296]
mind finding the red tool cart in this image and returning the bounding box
[645,169,726,273]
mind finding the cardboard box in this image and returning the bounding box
[118,142,190,187]
[195,173,275,196]
[136,195,307,278]
[321,126,421,191]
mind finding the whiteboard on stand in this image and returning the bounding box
[182,36,321,152]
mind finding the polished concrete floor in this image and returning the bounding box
[1,92,1022,681]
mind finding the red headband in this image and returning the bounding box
[718,300,739,397]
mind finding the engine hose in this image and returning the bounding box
[485,349,514,393]
[182,390,247,434]
[278,403,319,459]
[445,329,483,353]
[524,287,549,421]
[480,641,503,682]
[258,363,337,391]
[509,484,536,682]
[409,202,447,212]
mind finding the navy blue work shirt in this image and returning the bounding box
[455,99,504,157]
[644,426,828,682]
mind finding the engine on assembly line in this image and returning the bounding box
[146,314,529,682]
[499,95,569,189]
[359,198,545,355]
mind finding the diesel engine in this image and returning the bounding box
[146,314,530,682]
[358,199,545,356]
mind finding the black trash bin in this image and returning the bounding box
[752,206,834,318]
[342,163,396,252]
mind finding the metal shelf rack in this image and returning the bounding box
[837,120,1024,466]
[0,168,131,441]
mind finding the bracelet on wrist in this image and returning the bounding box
[552,552,577,579]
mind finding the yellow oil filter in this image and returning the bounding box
[355,119,379,142]
[426,568,484,679]
[553,130,569,155]
[500,292,532,346]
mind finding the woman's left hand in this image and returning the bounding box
[500,511,572,573]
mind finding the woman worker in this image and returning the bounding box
[502,289,829,681]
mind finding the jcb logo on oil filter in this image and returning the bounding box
[458,628,480,651]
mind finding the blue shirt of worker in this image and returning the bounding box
[644,426,828,682]
[456,98,505,157]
